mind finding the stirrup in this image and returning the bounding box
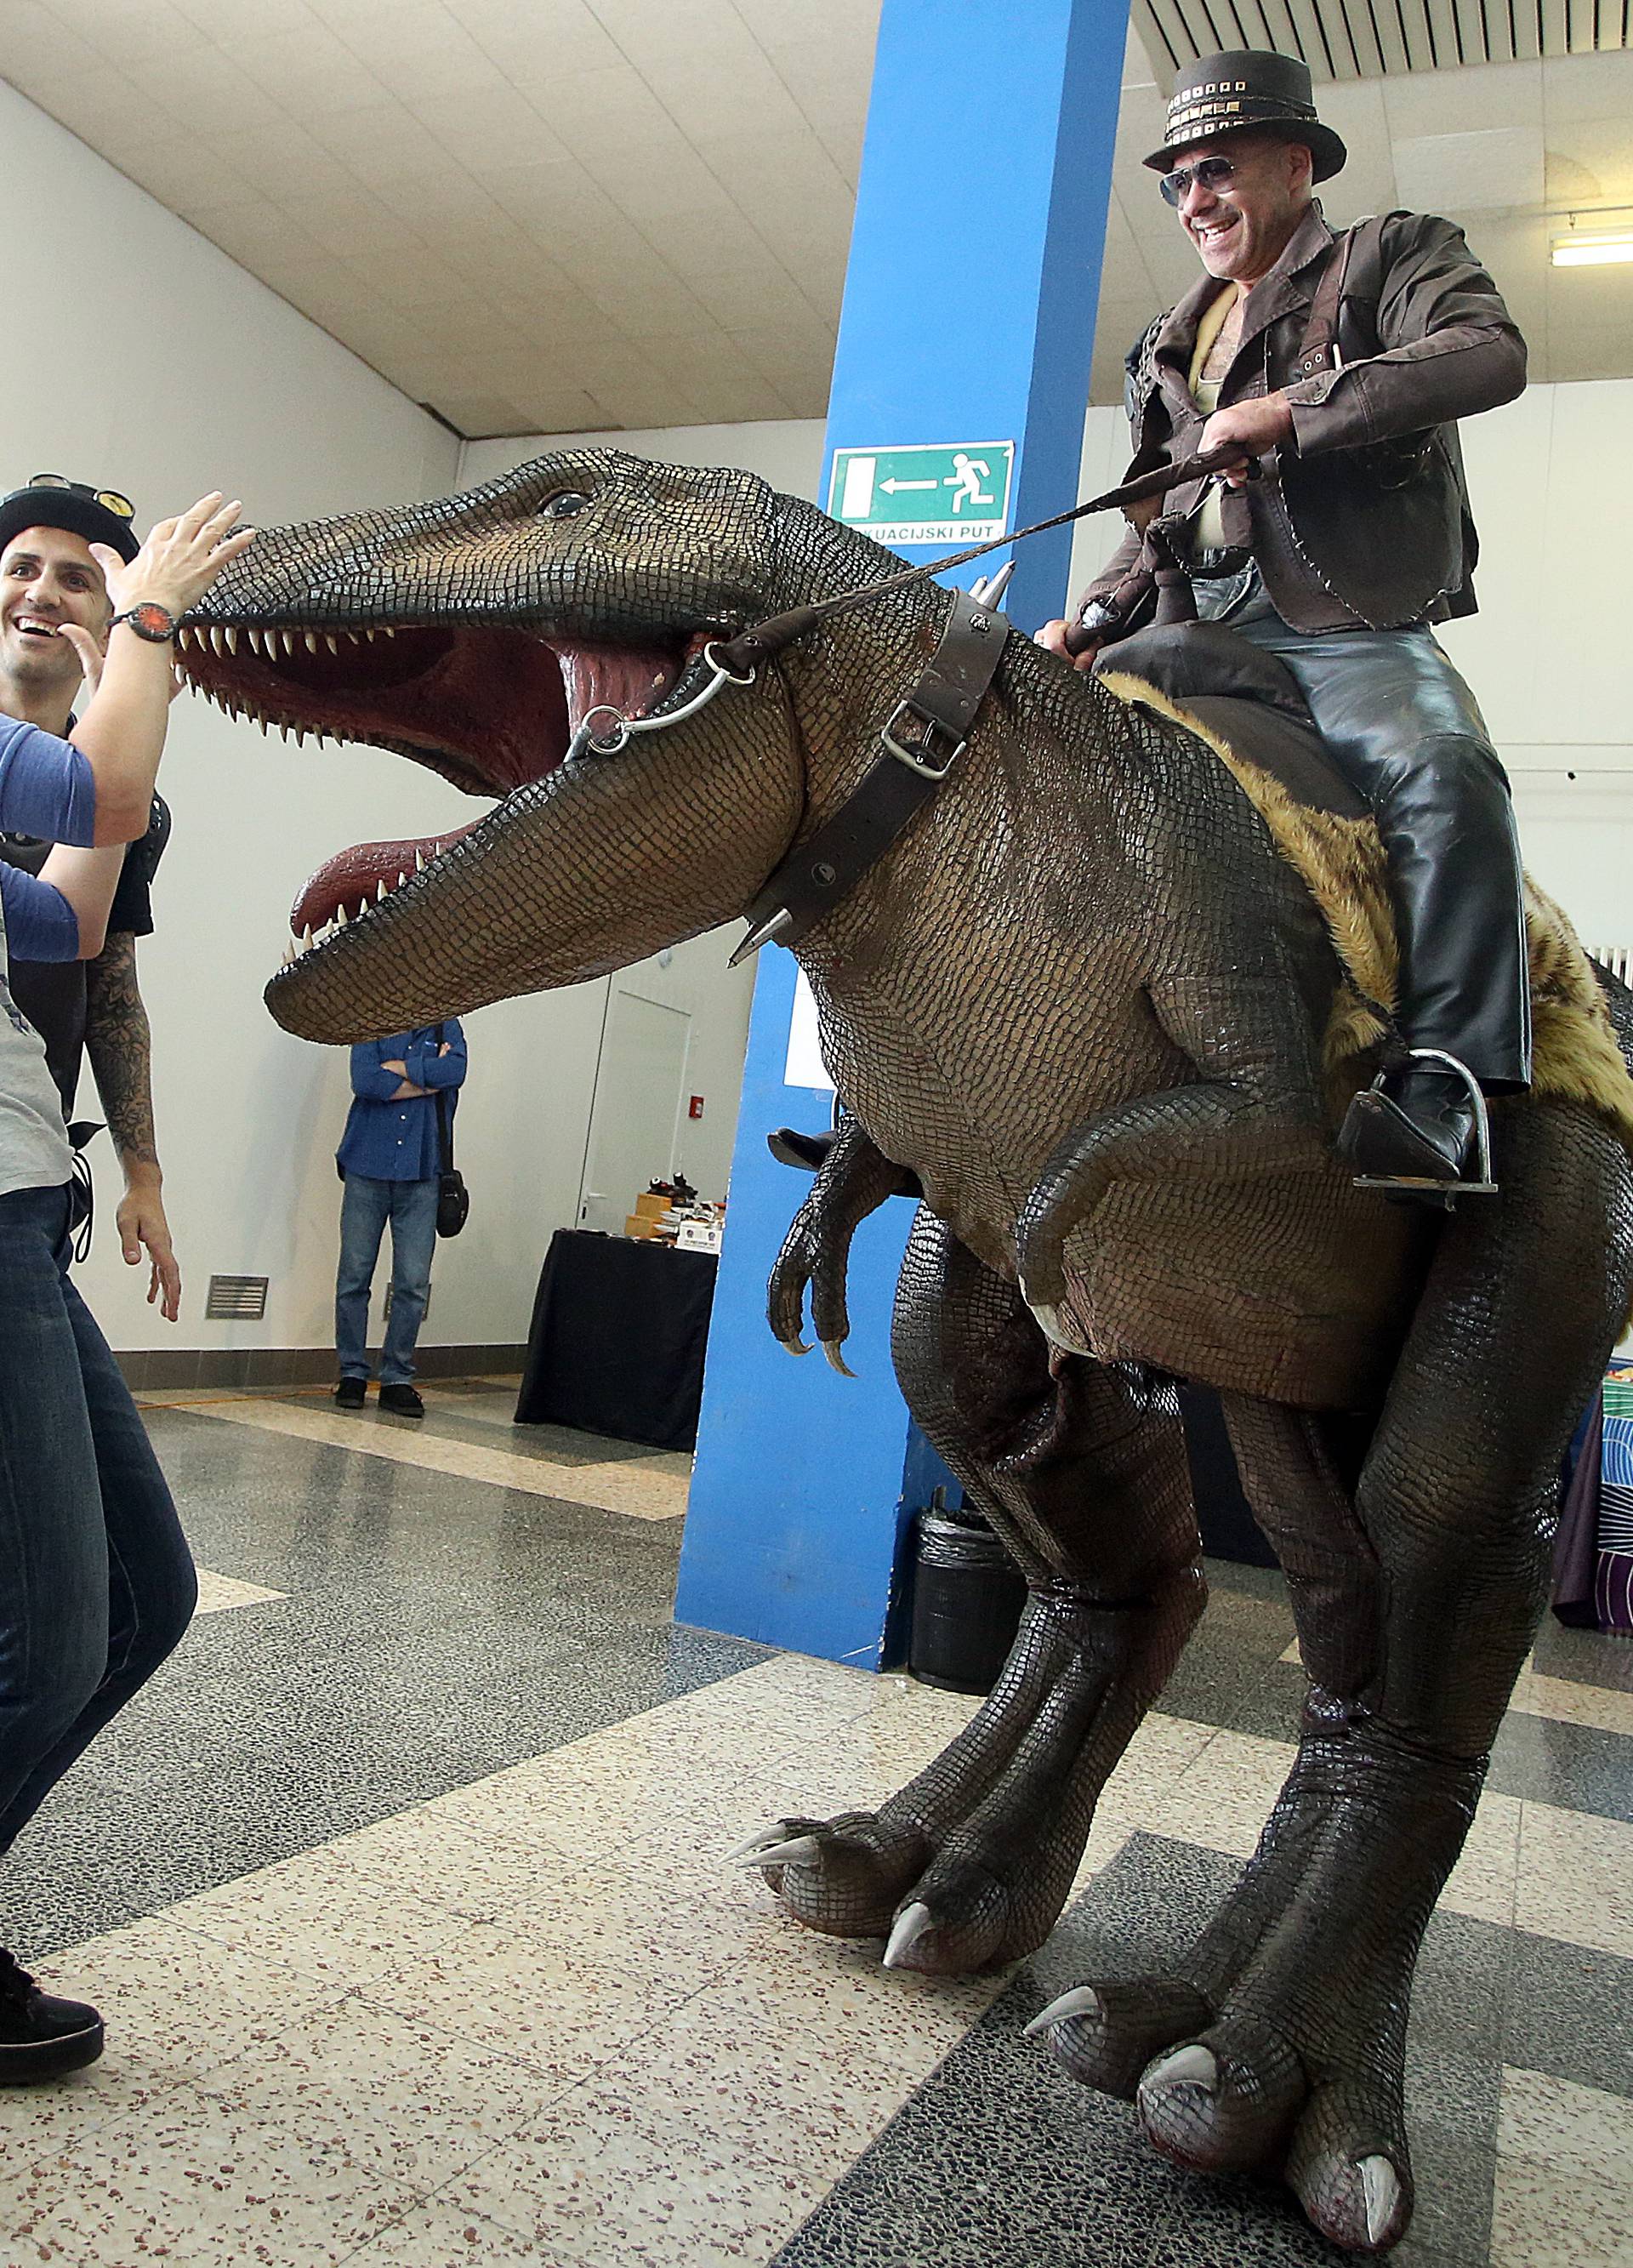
[1349,1047,1499,1205]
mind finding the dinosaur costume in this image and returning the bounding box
[175,451,1633,2255]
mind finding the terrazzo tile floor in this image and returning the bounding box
[0,1377,1629,2264]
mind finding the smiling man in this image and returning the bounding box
[1038,50,1530,1200]
[0,480,181,1311]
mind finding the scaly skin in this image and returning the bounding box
[177,452,1633,2253]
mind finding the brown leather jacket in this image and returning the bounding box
[1079,204,1526,633]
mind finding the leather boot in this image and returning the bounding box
[1337,1065,1490,1202]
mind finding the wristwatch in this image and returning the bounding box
[109,601,178,643]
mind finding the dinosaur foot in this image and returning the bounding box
[733,1813,932,1940]
[1031,1972,1412,2252]
[1029,1724,1481,2254]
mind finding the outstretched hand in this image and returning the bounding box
[94,493,256,620]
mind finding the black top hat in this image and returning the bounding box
[1145,49,1346,183]
[0,477,141,566]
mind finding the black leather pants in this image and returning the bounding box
[1196,570,1532,1091]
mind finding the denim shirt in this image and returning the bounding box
[335,1023,466,1182]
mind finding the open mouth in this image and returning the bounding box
[174,617,703,975]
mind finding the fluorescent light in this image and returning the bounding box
[1551,232,1633,267]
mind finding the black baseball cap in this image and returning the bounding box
[0,475,141,565]
[1146,50,1347,183]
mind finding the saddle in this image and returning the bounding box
[1094,624,1633,1159]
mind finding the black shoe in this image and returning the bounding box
[767,1126,836,1173]
[1338,1066,1494,1203]
[378,1383,424,1419]
[333,1376,367,1410]
[0,1948,104,2083]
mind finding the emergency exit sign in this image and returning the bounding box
[828,440,1016,545]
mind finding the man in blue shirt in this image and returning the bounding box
[333,1021,468,1418]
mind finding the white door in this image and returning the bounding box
[578,990,693,1234]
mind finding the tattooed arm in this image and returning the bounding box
[83,930,181,1321]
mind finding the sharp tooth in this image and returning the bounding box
[300,927,313,954]
[282,630,295,656]
[377,880,388,903]
[248,628,264,656]
[364,628,376,643]
[294,725,306,746]
[414,847,425,873]
[225,626,238,653]
[281,939,297,966]
[382,626,395,640]
[177,627,194,652]
[210,627,226,656]
[324,633,339,653]
[336,902,348,926]
[304,631,317,653]
[396,869,408,889]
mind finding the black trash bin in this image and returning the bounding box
[907,1490,1027,1695]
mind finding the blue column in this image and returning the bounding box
[675,0,1129,1667]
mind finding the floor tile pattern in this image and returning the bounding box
[0,1385,1629,2265]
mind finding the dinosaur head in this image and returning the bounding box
[179,450,805,1041]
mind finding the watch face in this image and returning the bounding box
[124,602,175,641]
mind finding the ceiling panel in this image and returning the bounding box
[1,3,1629,437]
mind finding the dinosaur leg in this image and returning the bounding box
[756,1208,1204,1969]
[1041,1103,1633,2254]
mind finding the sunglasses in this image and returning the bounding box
[1159,155,1237,208]
[27,472,135,521]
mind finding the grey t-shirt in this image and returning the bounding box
[0,717,97,1199]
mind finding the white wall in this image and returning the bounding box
[0,84,480,1353]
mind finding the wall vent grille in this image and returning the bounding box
[206,1274,269,1321]
[1135,0,1629,85]
[1592,943,1633,983]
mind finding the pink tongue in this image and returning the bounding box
[560,643,677,732]
[290,822,479,936]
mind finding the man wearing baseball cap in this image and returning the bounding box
[0,476,180,1315]
[1038,49,1529,1200]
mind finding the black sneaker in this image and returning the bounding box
[378,1383,424,1419]
[333,1376,367,1410]
[0,1948,104,2083]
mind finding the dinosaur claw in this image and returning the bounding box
[1023,1985,1102,2039]
[727,1822,799,1862]
[1024,1298,1091,1355]
[821,1340,856,1377]
[778,1334,812,1357]
[1140,2041,1219,2099]
[882,1900,935,1969]
[1360,2155,1403,2247]
[743,1832,823,1869]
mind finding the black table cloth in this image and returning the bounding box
[515,1228,719,1452]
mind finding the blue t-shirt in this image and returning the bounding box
[0,718,96,961]
[0,716,97,1194]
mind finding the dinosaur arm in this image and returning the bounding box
[1016,978,1322,1310]
[767,1118,919,1371]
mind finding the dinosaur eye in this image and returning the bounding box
[538,490,590,520]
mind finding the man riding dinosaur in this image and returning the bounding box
[1038,47,1529,1202]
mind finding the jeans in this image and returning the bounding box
[334,1173,439,1384]
[0,1182,196,1861]
[1193,567,1532,1090]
